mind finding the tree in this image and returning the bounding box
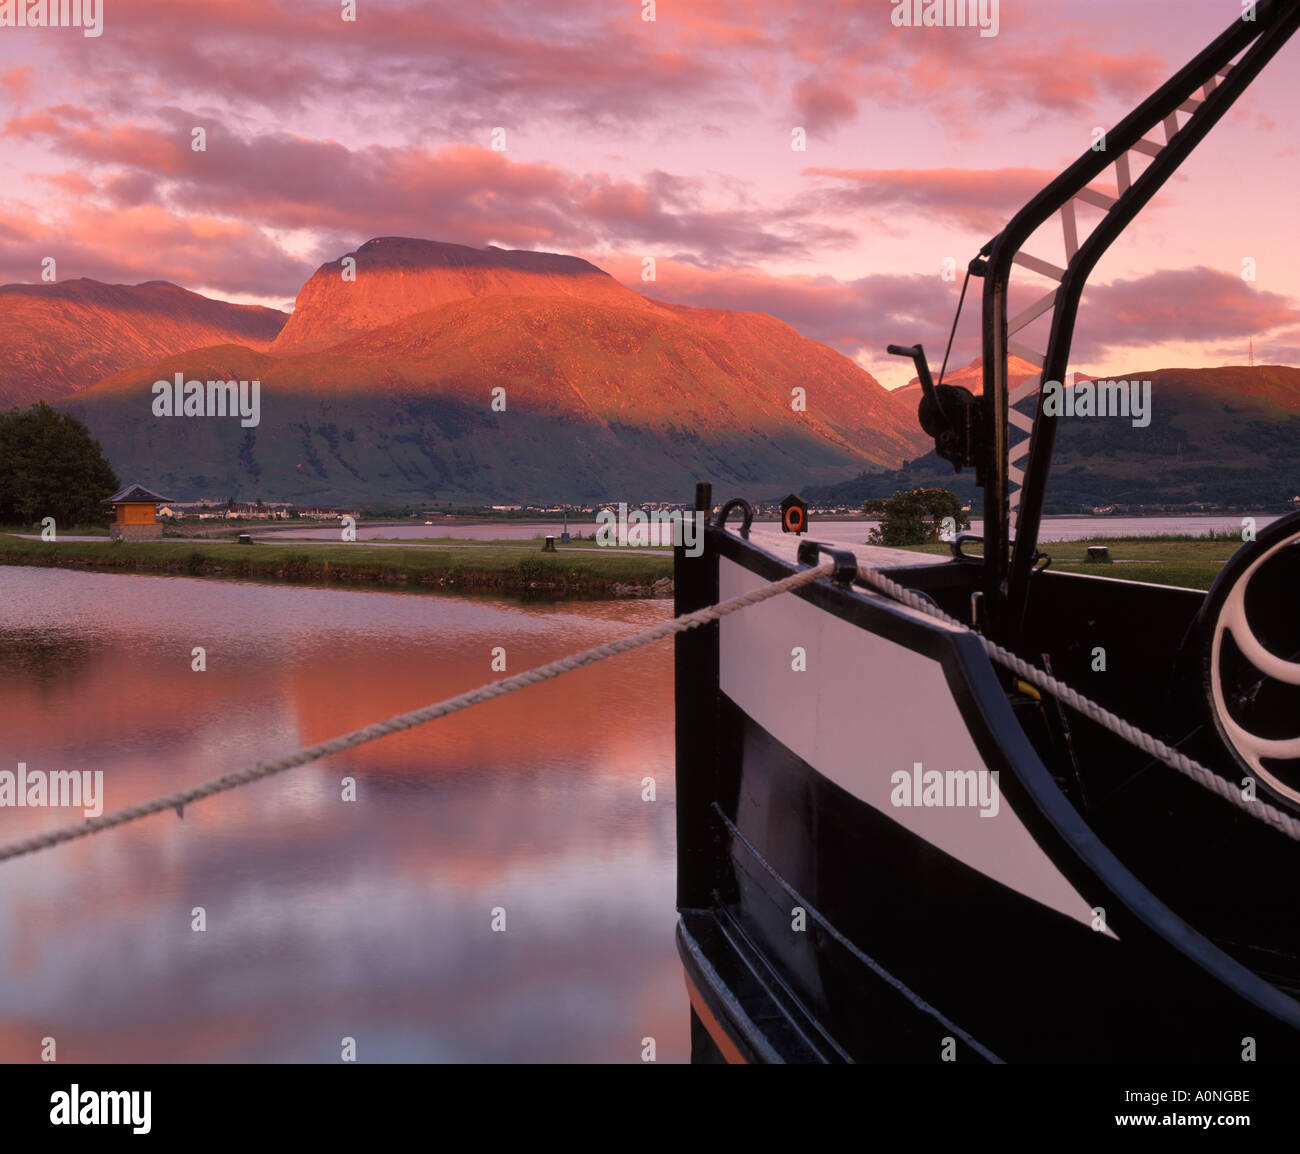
[867,488,970,547]
[0,403,120,527]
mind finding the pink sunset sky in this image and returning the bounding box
[1,0,1298,388]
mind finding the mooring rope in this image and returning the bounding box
[0,562,834,864]
[3,547,1296,862]
[851,564,1300,844]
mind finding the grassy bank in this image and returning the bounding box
[903,534,1239,590]
[0,523,109,536]
[0,534,674,597]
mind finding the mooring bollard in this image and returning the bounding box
[1085,545,1111,563]
[542,536,557,552]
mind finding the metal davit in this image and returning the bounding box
[895,0,1300,645]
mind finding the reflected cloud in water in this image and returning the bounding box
[0,568,685,1062]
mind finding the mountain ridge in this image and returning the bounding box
[0,279,287,410]
[50,238,927,502]
[11,242,1296,507]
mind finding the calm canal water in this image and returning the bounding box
[0,568,684,1063]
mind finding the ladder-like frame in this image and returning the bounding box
[977,0,1300,642]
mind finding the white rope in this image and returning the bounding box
[4,545,1295,861]
[852,563,1300,843]
[0,562,834,864]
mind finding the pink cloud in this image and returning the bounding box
[896,37,1165,118]
[42,0,734,130]
[0,204,308,296]
[805,167,1075,233]
[1076,267,1300,360]
[777,7,1166,134]
[593,257,1300,375]
[1,107,854,290]
[26,0,1175,143]
[0,66,33,104]
[792,73,860,137]
[596,254,965,358]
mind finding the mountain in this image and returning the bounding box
[271,237,654,354]
[810,362,1300,510]
[57,239,929,503]
[0,279,287,410]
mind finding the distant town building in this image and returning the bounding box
[104,483,169,540]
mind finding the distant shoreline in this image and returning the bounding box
[27,508,1272,543]
[0,535,674,599]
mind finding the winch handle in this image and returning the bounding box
[886,343,948,428]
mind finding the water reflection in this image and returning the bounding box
[0,568,685,1062]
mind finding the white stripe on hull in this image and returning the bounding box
[719,557,1110,934]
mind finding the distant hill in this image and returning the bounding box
[0,279,287,410]
[1044,364,1300,507]
[813,361,1300,510]
[54,239,928,503]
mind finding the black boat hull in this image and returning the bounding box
[674,525,1300,1063]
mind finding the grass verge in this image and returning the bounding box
[900,534,1238,590]
[0,535,673,597]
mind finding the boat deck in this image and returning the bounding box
[744,524,951,572]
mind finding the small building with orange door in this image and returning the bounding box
[104,484,170,540]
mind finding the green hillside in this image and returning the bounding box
[808,365,1300,511]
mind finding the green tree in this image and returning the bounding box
[0,403,120,527]
[867,488,970,546]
